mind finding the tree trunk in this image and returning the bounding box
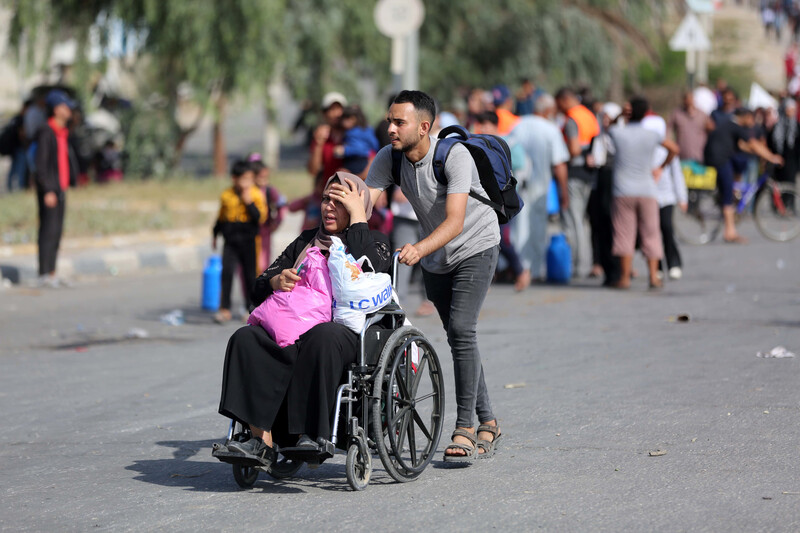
[213,95,228,177]
[262,68,284,170]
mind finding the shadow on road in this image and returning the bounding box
[125,438,303,494]
[125,439,403,493]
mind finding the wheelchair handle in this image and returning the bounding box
[392,251,401,290]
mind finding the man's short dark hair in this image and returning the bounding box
[393,90,437,123]
[478,111,499,126]
[734,107,753,118]
[231,160,251,177]
[554,87,574,101]
[629,96,649,123]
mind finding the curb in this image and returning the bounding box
[0,213,304,286]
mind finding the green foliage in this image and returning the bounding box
[2,0,670,174]
[638,45,687,87]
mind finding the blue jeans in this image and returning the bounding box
[7,148,28,192]
[423,245,499,428]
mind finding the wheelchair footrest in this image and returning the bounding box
[212,447,270,468]
[279,440,335,463]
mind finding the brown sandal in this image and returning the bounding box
[443,428,478,463]
[477,424,503,458]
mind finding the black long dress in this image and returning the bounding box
[218,222,391,444]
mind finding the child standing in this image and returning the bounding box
[248,154,288,272]
[212,160,267,323]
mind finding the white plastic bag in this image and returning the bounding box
[328,236,393,333]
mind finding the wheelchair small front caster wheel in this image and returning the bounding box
[346,440,371,491]
[232,463,259,488]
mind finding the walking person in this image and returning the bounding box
[608,96,680,289]
[642,112,688,280]
[366,90,502,462]
[505,94,570,284]
[33,90,78,287]
[555,87,600,276]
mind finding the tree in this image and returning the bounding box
[114,0,286,175]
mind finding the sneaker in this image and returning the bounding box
[36,275,60,289]
[224,437,276,466]
[668,267,683,280]
[227,437,270,457]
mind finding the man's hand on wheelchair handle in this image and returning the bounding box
[398,243,421,266]
[271,268,302,292]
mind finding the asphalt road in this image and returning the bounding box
[1,220,799,532]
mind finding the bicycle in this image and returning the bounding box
[673,162,800,244]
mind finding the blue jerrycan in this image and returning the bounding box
[546,233,572,283]
[202,255,223,311]
[546,178,560,215]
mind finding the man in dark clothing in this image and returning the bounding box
[34,90,78,287]
[704,107,783,243]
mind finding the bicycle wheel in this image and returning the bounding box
[674,189,722,245]
[754,182,800,242]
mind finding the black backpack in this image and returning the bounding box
[0,115,23,156]
[392,125,523,224]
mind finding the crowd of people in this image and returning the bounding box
[279,73,793,299]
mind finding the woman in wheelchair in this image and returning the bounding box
[216,172,391,467]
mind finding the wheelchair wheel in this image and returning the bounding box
[345,431,371,491]
[371,326,445,483]
[266,454,303,480]
[228,423,259,488]
[232,463,259,488]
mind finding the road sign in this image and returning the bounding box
[686,0,720,13]
[669,12,711,51]
[374,0,425,39]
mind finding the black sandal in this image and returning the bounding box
[443,428,478,463]
[476,423,503,458]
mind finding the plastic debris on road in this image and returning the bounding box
[126,327,150,339]
[160,309,185,326]
[648,450,667,457]
[504,383,527,389]
[756,346,795,359]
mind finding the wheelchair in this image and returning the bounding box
[213,253,445,491]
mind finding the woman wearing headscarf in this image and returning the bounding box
[216,173,391,465]
[769,98,800,185]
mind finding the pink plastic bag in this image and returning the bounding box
[247,247,332,347]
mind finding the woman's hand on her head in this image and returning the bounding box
[329,178,367,224]
[270,268,302,292]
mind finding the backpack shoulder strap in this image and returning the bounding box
[432,137,461,186]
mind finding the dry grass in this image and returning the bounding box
[0,170,311,245]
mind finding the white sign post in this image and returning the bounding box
[670,11,712,89]
[374,0,425,92]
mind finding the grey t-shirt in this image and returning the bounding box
[608,124,663,198]
[366,137,500,274]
